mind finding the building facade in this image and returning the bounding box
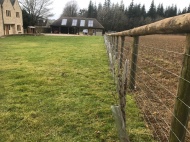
[51,17,104,35]
[0,0,23,36]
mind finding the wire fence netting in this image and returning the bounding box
[104,34,190,142]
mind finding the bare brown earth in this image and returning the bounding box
[122,35,189,141]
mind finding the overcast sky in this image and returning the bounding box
[51,0,190,19]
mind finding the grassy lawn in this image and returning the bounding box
[0,35,153,142]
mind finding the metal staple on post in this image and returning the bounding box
[169,34,190,142]
[129,36,139,90]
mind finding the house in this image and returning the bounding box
[0,0,23,36]
[50,17,104,35]
[35,18,55,33]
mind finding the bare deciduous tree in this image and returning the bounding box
[61,0,78,17]
[19,0,54,25]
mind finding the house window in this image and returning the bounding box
[6,10,11,17]
[88,20,93,27]
[17,25,21,31]
[16,12,20,18]
[72,19,77,26]
[80,20,85,26]
[61,19,67,25]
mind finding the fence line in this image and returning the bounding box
[105,13,190,142]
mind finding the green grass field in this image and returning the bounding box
[0,35,154,142]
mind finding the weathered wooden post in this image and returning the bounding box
[119,36,125,71]
[118,36,126,125]
[169,34,190,142]
[112,36,116,82]
[122,60,129,97]
[119,59,128,127]
[117,36,125,92]
[111,105,130,142]
[113,36,116,52]
[116,36,119,59]
[129,36,139,90]
[110,36,130,142]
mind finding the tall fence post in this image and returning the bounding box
[119,36,125,70]
[111,105,130,142]
[109,35,130,142]
[169,34,190,142]
[118,36,126,125]
[129,36,139,90]
[116,36,119,59]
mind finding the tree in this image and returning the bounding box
[96,0,183,31]
[78,9,88,17]
[22,9,31,28]
[61,0,78,17]
[126,0,134,19]
[103,0,111,8]
[187,4,190,13]
[98,2,103,11]
[157,3,164,17]
[119,0,125,11]
[181,7,187,14]
[181,4,190,14]
[147,0,156,19]
[20,0,53,26]
[125,1,146,29]
[111,3,127,31]
[141,5,146,18]
[165,5,177,17]
[87,0,97,18]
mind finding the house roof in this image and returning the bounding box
[51,17,104,29]
[0,0,15,5]
[35,19,55,27]
[0,0,4,5]
[10,0,15,5]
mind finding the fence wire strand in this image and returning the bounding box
[104,35,190,142]
[130,61,190,137]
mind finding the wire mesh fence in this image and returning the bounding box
[104,34,190,142]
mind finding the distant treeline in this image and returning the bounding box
[79,0,190,31]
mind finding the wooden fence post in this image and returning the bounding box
[169,34,190,142]
[118,36,125,91]
[111,36,114,45]
[122,60,129,96]
[129,36,139,90]
[119,36,125,70]
[118,36,126,125]
[112,36,116,82]
[116,36,119,59]
[111,105,130,142]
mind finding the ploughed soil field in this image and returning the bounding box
[122,35,189,141]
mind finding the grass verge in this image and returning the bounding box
[0,35,154,142]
